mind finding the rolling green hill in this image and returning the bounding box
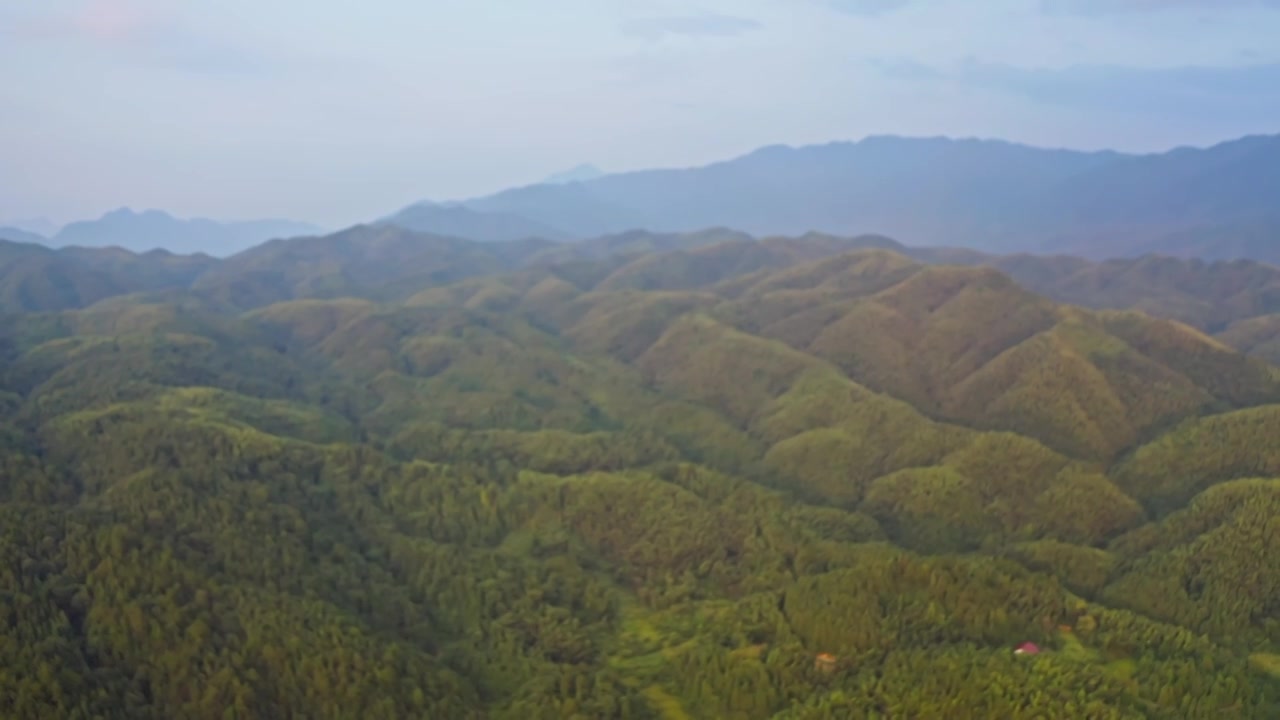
[1,228,1280,717]
[936,252,1280,334]
[9,225,1280,348]
[0,239,217,314]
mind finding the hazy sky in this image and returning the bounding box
[3,0,1279,229]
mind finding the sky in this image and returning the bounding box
[2,0,1279,230]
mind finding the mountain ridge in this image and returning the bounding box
[17,132,1277,262]
[444,132,1280,262]
[377,201,572,243]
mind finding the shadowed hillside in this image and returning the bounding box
[189,224,554,309]
[1219,316,1280,365]
[0,239,218,314]
[930,252,1280,334]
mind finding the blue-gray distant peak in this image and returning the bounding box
[52,208,323,257]
[0,226,47,245]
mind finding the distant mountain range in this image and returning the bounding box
[0,226,47,245]
[2,217,60,237]
[378,133,1279,264]
[6,133,1277,262]
[0,208,323,257]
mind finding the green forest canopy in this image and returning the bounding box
[1,230,1280,718]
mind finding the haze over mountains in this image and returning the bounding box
[1,208,322,257]
[377,201,573,244]
[10,133,1274,265]
[540,163,606,185]
[2,217,60,237]
[0,226,47,246]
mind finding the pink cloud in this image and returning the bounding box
[13,0,169,46]
[74,0,148,42]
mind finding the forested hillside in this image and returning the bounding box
[2,228,1280,718]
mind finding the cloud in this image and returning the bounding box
[2,1,278,75]
[823,0,1280,18]
[870,57,1280,119]
[619,14,762,41]
[1039,0,1280,14]
[959,60,1280,114]
[863,57,944,81]
[71,0,147,41]
[825,0,912,15]
[131,28,275,75]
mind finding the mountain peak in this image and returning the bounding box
[101,207,177,221]
[51,208,320,256]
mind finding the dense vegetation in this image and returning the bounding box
[2,228,1280,718]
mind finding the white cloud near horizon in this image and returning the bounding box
[1040,0,1280,14]
[619,14,762,41]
